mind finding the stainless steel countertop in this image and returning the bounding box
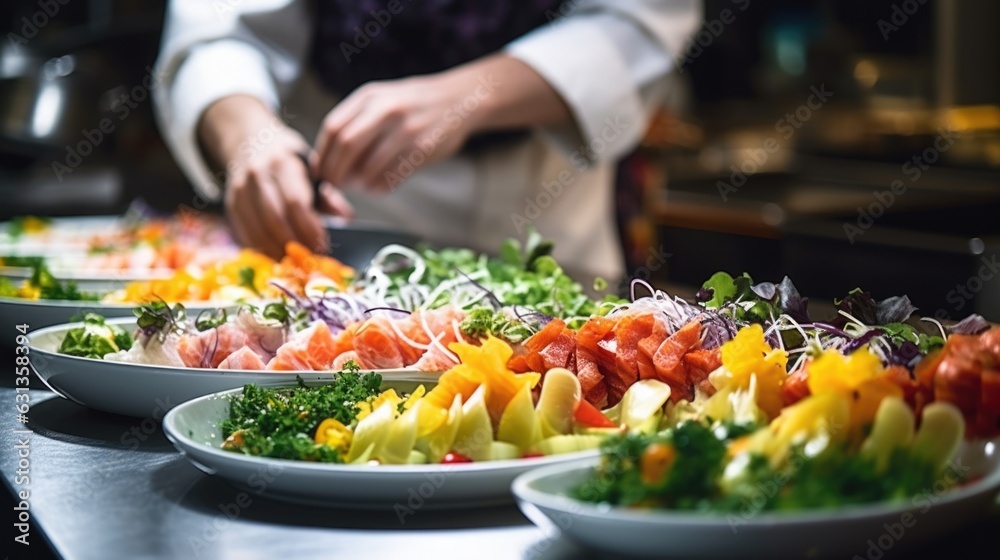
[2,362,998,560]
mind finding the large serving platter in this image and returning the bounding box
[512,441,1000,558]
[163,380,599,509]
[0,297,239,330]
[27,317,442,417]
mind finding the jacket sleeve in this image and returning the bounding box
[152,0,312,202]
[505,0,701,163]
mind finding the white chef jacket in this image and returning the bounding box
[152,0,701,283]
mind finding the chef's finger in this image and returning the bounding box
[356,132,416,192]
[316,182,355,219]
[320,106,398,187]
[225,178,256,251]
[275,156,328,254]
[248,172,296,258]
[312,99,368,180]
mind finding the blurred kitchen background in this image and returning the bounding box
[1,0,999,320]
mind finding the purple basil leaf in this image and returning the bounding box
[833,290,879,326]
[876,295,917,325]
[751,282,776,301]
[776,276,810,323]
[948,314,991,335]
[694,286,713,304]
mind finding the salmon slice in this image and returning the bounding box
[354,318,405,369]
[266,345,313,371]
[653,321,702,401]
[526,319,568,353]
[978,368,1000,438]
[781,366,811,407]
[934,355,982,416]
[507,343,532,372]
[413,344,459,372]
[331,326,357,358]
[540,329,576,371]
[682,348,720,375]
[218,346,266,370]
[606,314,656,405]
[577,358,608,409]
[572,316,618,407]
[301,321,338,369]
[177,324,249,369]
[637,318,668,361]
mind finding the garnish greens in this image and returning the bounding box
[6,262,101,301]
[575,420,946,512]
[135,300,188,338]
[57,313,134,359]
[459,307,537,344]
[379,229,622,327]
[220,367,383,463]
[194,308,227,332]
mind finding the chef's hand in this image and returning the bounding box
[312,54,574,192]
[198,95,354,258]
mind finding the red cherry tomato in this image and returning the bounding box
[441,452,473,464]
[521,452,545,459]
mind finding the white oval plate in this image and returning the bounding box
[0,297,242,330]
[512,441,1000,559]
[163,382,599,509]
[27,317,443,418]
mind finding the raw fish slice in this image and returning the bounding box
[176,324,249,368]
[218,346,266,370]
[234,310,286,362]
[354,318,405,369]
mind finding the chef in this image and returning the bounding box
[152,0,700,284]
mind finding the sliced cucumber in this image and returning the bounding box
[453,385,493,461]
[537,368,582,438]
[347,400,394,463]
[619,379,672,430]
[406,449,428,465]
[498,384,541,452]
[859,396,915,472]
[416,394,464,464]
[488,441,521,461]
[531,434,605,456]
[379,402,419,464]
[912,402,964,474]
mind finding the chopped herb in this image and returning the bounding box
[220,371,383,463]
